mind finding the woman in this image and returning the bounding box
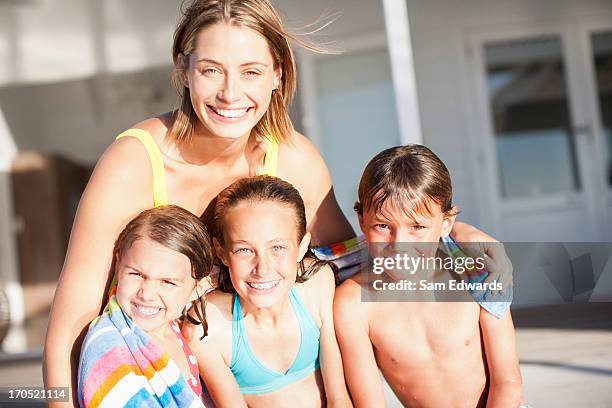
[43,0,505,405]
[44,2,353,404]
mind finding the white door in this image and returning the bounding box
[467,19,612,242]
[578,20,612,241]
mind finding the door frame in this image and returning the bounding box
[464,17,612,241]
[576,17,612,239]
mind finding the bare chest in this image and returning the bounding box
[369,302,481,369]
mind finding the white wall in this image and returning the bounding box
[0,0,178,86]
[405,0,612,230]
[405,0,612,304]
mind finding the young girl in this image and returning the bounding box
[186,176,352,408]
[78,205,213,407]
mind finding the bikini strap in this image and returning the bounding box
[289,288,319,334]
[230,294,243,368]
[263,137,279,177]
[116,129,168,207]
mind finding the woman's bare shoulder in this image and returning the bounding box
[199,290,234,360]
[277,131,331,198]
[279,131,325,169]
[99,113,173,181]
[130,113,173,142]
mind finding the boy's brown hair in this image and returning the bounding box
[354,144,459,219]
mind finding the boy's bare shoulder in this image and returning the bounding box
[336,273,366,298]
[335,274,370,313]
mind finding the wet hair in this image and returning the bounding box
[112,205,213,335]
[170,0,327,145]
[211,175,329,294]
[354,144,459,220]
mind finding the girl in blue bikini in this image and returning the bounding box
[186,176,351,408]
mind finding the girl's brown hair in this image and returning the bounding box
[354,144,459,219]
[212,175,329,294]
[170,0,325,145]
[112,205,213,334]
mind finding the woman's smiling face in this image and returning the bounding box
[181,23,281,140]
[216,200,308,309]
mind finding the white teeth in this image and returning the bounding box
[135,304,161,315]
[212,107,248,118]
[247,281,279,290]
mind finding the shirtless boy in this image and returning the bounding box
[334,145,522,407]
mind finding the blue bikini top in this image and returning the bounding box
[230,287,321,395]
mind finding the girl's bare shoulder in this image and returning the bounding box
[294,260,336,311]
[203,290,235,330]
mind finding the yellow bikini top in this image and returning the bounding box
[115,128,279,207]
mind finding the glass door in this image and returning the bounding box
[469,24,606,241]
[586,28,612,239]
[485,36,581,200]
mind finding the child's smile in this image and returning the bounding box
[115,239,196,336]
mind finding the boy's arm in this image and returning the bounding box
[450,222,513,290]
[480,309,522,408]
[316,267,353,407]
[333,281,387,408]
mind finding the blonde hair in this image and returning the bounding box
[170,0,326,145]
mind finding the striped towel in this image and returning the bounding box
[78,296,204,408]
[441,235,512,318]
[312,236,368,282]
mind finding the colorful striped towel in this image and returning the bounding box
[441,235,512,318]
[78,296,204,408]
[312,236,368,282]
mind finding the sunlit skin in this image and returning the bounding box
[43,18,354,406]
[334,198,522,408]
[180,23,281,142]
[360,198,455,263]
[186,201,351,408]
[359,199,457,291]
[43,17,497,408]
[114,238,203,386]
[216,202,307,312]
